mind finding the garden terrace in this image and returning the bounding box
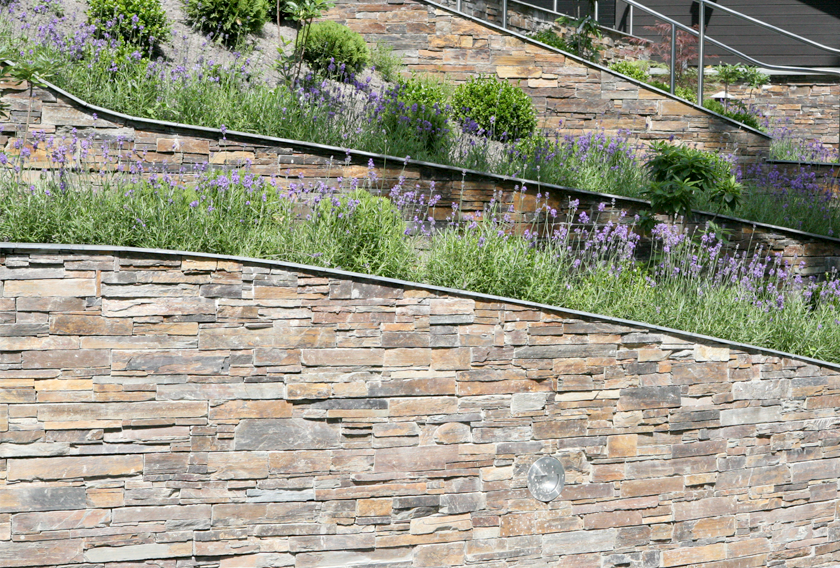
[2,78,840,276]
[0,244,837,567]
[326,0,770,158]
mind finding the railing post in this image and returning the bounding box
[457,0,461,11]
[554,0,557,13]
[629,5,633,35]
[670,23,676,94]
[502,0,508,28]
[594,0,599,23]
[697,0,705,105]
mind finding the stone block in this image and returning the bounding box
[661,543,725,567]
[210,400,294,420]
[235,419,341,451]
[434,423,471,444]
[11,508,110,534]
[375,445,458,473]
[410,514,471,535]
[301,348,384,367]
[543,529,617,555]
[0,540,83,567]
[207,452,269,479]
[8,454,143,481]
[0,487,86,513]
[413,542,466,567]
[617,386,681,411]
[50,315,132,335]
[4,279,95,297]
[719,406,782,426]
[85,542,193,563]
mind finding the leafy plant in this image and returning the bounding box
[184,0,271,47]
[299,20,369,76]
[278,0,335,83]
[451,75,537,141]
[369,41,403,83]
[643,141,741,222]
[529,28,573,53]
[381,73,451,151]
[556,14,602,62]
[647,80,697,103]
[4,52,56,135]
[87,0,170,52]
[703,99,762,130]
[714,63,744,104]
[609,61,649,83]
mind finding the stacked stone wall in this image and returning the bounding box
[325,0,770,157]
[0,245,838,567]
[439,0,840,149]
[1,80,839,275]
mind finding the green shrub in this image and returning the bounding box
[530,29,573,52]
[609,61,648,83]
[300,21,369,75]
[703,99,762,130]
[87,0,170,50]
[184,0,271,46]
[647,80,698,104]
[643,141,741,220]
[451,75,537,141]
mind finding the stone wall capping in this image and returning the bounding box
[410,0,771,139]
[4,241,838,371]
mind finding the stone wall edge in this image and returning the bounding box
[4,241,837,371]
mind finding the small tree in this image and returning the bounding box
[277,0,335,84]
[2,52,56,137]
[714,63,744,110]
[633,22,701,89]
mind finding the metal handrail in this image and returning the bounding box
[503,0,840,140]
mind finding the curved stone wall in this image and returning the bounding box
[0,244,838,567]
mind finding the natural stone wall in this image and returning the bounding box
[326,0,770,157]
[2,78,840,275]
[731,78,840,148]
[1,80,839,276]
[0,244,838,567]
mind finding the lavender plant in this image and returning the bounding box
[1,136,840,362]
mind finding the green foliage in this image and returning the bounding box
[382,74,451,152]
[87,0,170,50]
[556,15,602,62]
[609,61,648,83]
[703,99,762,131]
[369,41,403,83]
[299,21,369,75]
[451,75,537,141]
[529,29,573,53]
[279,0,333,22]
[643,141,741,221]
[647,80,698,104]
[184,0,271,46]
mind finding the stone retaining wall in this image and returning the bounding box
[326,0,770,157]
[0,244,838,567]
[1,80,839,276]
[439,0,840,149]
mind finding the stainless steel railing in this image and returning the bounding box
[501,0,840,139]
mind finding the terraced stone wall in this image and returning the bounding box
[1,80,839,275]
[326,0,770,157]
[0,245,838,567]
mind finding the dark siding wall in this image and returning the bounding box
[614,0,840,67]
[518,0,617,27]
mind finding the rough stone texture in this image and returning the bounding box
[0,245,838,567]
[326,0,769,157]
[445,0,840,148]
